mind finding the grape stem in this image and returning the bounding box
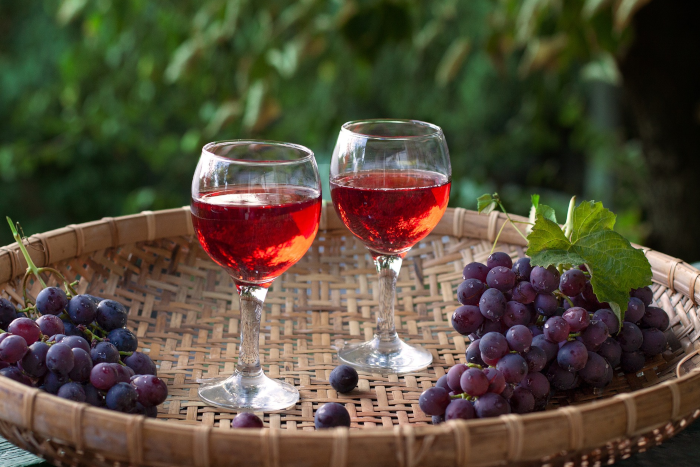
[567,332,581,341]
[466,363,483,369]
[7,217,47,290]
[119,351,133,356]
[81,326,103,342]
[494,197,529,242]
[554,290,575,308]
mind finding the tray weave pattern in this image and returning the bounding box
[0,206,699,466]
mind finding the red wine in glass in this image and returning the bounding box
[330,169,451,256]
[192,186,322,286]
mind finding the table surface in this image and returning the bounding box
[2,419,700,467]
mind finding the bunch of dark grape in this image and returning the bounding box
[421,252,666,422]
[0,285,167,416]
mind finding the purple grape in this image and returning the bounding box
[61,335,91,353]
[559,268,587,297]
[579,351,610,386]
[20,342,49,377]
[447,364,468,392]
[107,328,138,352]
[479,332,508,362]
[445,399,476,420]
[486,266,516,292]
[96,299,128,331]
[640,328,667,356]
[452,305,484,335]
[620,350,645,373]
[500,384,514,401]
[641,306,669,331]
[457,279,486,306]
[466,339,486,366]
[476,319,507,338]
[478,289,506,321]
[68,348,93,383]
[35,315,64,337]
[0,335,28,363]
[42,371,69,394]
[90,362,119,391]
[131,374,168,407]
[474,393,510,418]
[617,322,643,352]
[625,297,645,324]
[0,298,17,330]
[486,252,513,270]
[0,366,31,385]
[47,334,65,343]
[581,282,603,308]
[113,363,134,383]
[506,325,532,352]
[126,352,158,377]
[528,324,543,338]
[543,316,570,343]
[62,321,87,340]
[35,287,68,316]
[67,295,98,326]
[511,281,536,305]
[580,319,609,351]
[598,337,622,367]
[329,365,358,393]
[83,383,105,407]
[436,375,450,391]
[46,342,75,375]
[520,371,550,401]
[8,318,41,345]
[524,346,547,372]
[562,307,590,332]
[496,353,528,384]
[593,309,620,334]
[512,257,532,282]
[231,412,264,428]
[315,403,351,428]
[106,382,139,412]
[460,368,489,396]
[534,293,559,317]
[431,415,444,425]
[547,362,579,390]
[503,301,531,327]
[557,340,588,371]
[530,266,560,294]
[631,286,653,307]
[509,387,535,414]
[58,382,86,402]
[483,367,506,394]
[532,334,558,363]
[419,387,450,416]
[463,262,489,282]
[91,341,120,364]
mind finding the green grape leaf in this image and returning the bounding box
[571,200,616,243]
[477,193,497,214]
[537,203,557,224]
[526,201,652,327]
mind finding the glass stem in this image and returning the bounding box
[236,285,268,377]
[374,255,402,342]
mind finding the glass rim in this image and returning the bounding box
[340,119,443,140]
[201,140,315,165]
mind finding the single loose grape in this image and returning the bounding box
[231,413,264,428]
[329,365,359,393]
[315,403,351,428]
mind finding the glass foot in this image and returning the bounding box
[198,370,299,411]
[338,335,433,374]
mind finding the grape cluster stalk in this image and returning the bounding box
[421,252,667,422]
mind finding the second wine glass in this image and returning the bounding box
[330,119,452,374]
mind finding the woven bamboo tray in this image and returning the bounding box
[0,206,699,467]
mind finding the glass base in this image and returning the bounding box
[338,335,433,374]
[198,370,299,411]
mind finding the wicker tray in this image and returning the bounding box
[0,205,699,467]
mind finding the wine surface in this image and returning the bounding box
[330,169,450,255]
[191,186,321,286]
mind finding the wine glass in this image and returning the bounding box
[330,120,451,374]
[191,140,322,410]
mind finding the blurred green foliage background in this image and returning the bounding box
[0,0,650,247]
